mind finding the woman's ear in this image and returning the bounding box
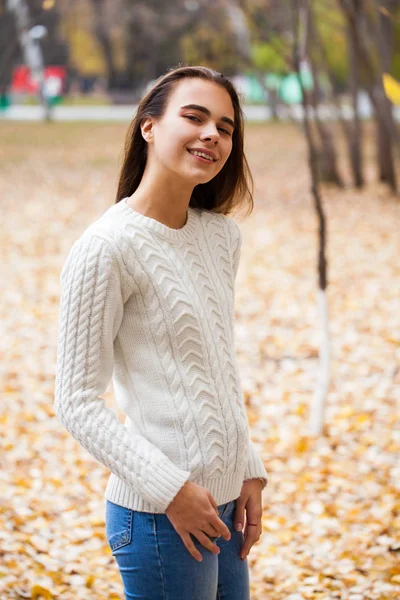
[141,118,154,143]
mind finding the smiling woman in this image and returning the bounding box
[115,65,254,222]
[118,75,239,228]
[54,65,268,600]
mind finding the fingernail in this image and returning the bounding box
[235,523,242,531]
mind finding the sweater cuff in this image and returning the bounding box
[244,440,268,490]
[143,460,192,512]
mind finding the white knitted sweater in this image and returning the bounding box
[54,197,268,513]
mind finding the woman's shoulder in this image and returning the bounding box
[214,211,242,246]
[199,207,240,231]
[60,207,134,286]
[72,201,135,251]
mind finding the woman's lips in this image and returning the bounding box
[187,149,215,164]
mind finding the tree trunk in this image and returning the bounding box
[291,0,330,436]
[90,0,118,90]
[375,86,397,184]
[255,72,280,121]
[338,0,398,194]
[310,6,364,188]
[307,8,344,187]
[348,16,364,187]
[308,62,345,186]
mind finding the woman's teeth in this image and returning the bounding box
[188,149,214,162]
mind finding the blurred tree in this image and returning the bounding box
[251,38,287,74]
[291,0,330,436]
[251,37,289,118]
[391,3,400,78]
[244,0,345,179]
[307,4,345,186]
[181,3,243,74]
[312,0,365,187]
[57,0,130,94]
[245,0,292,118]
[58,0,106,80]
[0,0,68,104]
[313,0,348,90]
[345,0,365,187]
[89,0,117,89]
[338,0,399,194]
[26,0,68,66]
[8,0,53,119]
[0,1,20,99]
[123,0,203,96]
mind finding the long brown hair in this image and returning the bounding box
[115,65,254,217]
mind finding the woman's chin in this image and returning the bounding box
[185,172,213,185]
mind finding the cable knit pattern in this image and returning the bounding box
[54,198,268,513]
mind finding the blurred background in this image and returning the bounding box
[1,1,399,599]
[2,0,400,123]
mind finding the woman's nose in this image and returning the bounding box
[200,128,219,142]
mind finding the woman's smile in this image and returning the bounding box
[187,148,216,164]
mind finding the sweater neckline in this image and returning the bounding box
[114,197,198,241]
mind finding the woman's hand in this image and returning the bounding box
[166,481,231,562]
[234,479,264,560]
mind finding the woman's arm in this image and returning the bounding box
[54,233,191,512]
[243,441,268,489]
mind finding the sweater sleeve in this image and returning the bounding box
[54,233,191,512]
[229,217,269,491]
[243,444,268,489]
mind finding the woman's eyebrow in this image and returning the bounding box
[180,104,235,130]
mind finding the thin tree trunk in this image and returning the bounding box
[90,0,118,90]
[348,20,364,187]
[255,72,280,121]
[311,8,364,188]
[375,85,397,184]
[291,0,331,436]
[307,7,345,186]
[308,62,345,186]
[338,0,398,194]
[366,0,400,150]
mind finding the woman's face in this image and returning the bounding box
[142,78,236,185]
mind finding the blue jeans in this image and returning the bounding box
[105,497,250,600]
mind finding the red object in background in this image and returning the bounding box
[11,65,66,94]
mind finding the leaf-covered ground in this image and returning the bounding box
[0,121,399,599]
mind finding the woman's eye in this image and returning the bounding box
[185,115,231,135]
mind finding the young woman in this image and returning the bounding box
[54,65,268,600]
